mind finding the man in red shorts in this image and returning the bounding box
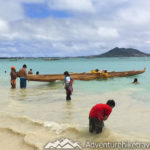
[89,100,115,134]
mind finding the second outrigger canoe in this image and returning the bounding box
[27,68,146,82]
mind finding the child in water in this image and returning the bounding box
[132,78,139,84]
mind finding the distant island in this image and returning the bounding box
[0,47,150,59]
[94,47,150,57]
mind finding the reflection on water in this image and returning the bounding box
[34,81,64,90]
[9,89,31,101]
[18,89,28,101]
[62,101,73,122]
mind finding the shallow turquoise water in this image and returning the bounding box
[0,57,150,104]
[0,57,149,95]
[0,57,150,139]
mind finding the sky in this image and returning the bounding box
[0,0,150,57]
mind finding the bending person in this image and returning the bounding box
[89,100,115,134]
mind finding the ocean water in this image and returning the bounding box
[0,57,150,150]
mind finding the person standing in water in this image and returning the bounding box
[18,64,27,88]
[89,100,115,134]
[64,71,73,101]
[10,66,17,89]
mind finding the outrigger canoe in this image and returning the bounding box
[27,68,145,82]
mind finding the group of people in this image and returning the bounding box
[10,66,116,134]
[10,64,40,89]
[63,70,116,134]
[10,67,73,100]
[63,69,109,100]
[63,71,140,134]
[10,64,28,89]
[28,69,39,75]
[89,69,109,79]
[10,67,140,134]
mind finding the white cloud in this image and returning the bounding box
[145,41,150,44]
[0,19,9,33]
[48,0,95,13]
[0,1,24,21]
[1,0,150,56]
[118,8,150,25]
[116,0,150,25]
[20,0,44,3]
[98,27,119,39]
[0,0,45,21]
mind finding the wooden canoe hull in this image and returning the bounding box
[27,69,145,82]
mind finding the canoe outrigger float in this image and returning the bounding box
[27,68,146,82]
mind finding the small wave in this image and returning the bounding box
[0,127,38,150]
[0,112,150,150]
[44,121,80,134]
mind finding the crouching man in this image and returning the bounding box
[89,100,115,134]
